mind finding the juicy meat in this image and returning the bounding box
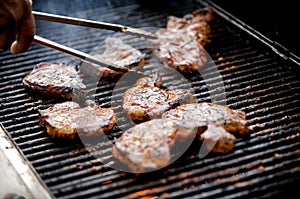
[23,62,86,102]
[154,29,207,72]
[112,118,195,173]
[122,73,195,123]
[80,37,145,80]
[162,102,250,153]
[113,103,250,173]
[39,101,117,139]
[166,7,214,46]
[152,7,213,72]
[199,124,236,154]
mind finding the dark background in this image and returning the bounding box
[211,0,299,56]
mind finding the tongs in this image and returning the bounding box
[32,11,157,73]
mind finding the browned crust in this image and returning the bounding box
[122,75,195,123]
[23,62,86,101]
[199,125,236,153]
[154,29,208,73]
[163,102,250,135]
[112,119,188,173]
[153,7,214,72]
[39,101,117,139]
[113,101,249,173]
[162,102,250,153]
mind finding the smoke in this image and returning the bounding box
[32,0,114,14]
[31,0,118,55]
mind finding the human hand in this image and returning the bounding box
[0,0,35,54]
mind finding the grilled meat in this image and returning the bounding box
[199,124,236,153]
[112,118,195,173]
[152,7,213,72]
[113,102,249,173]
[166,7,214,46]
[23,62,86,102]
[80,37,145,80]
[122,73,195,123]
[39,101,117,139]
[154,29,207,73]
[162,102,250,153]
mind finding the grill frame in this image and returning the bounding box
[0,0,300,198]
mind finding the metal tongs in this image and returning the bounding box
[32,11,157,73]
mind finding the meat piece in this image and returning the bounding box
[199,124,236,153]
[163,103,249,134]
[80,37,145,80]
[151,7,213,72]
[39,101,117,139]
[191,7,214,24]
[112,118,195,173]
[23,62,86,102]
[154,29,207,72]
[113,102,249,173]
[162,102,250,153]
[166,7,214,46]
[122,74,195,123]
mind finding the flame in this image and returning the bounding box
[225,65,236,70]
[101,180,113,185]
[127,189,157,199]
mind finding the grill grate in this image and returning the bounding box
[1,0,300,198]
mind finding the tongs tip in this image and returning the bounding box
[123,27,158,39]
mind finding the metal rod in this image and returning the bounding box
[33,35,129,72]
[32,11,157,39]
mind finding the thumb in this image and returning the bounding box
[11,0,35,54]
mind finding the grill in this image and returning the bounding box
[1,0,300,198]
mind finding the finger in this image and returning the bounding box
[0,18,16,50]
[0,29,16,50]
[0,5,16,50]
[11,1,35,54]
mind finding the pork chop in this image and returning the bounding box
[39,101,117,139]
[122,74,195,123]
[162,102,250,153]
[112,118,195,173]
[23,62,86,102]
[151,7,214,73]
[80,37,145,80]
[113,103,250,173]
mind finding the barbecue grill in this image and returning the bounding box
[0,0,299,198]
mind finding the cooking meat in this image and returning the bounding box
[163,103,250,134]
[80,37,145,80]
[122,73,195,123]
[162,102,250,153]
[166,7,214,46]
[112,118,195,173]
[199,124,236,154]
[23,62,86,102]
[154,29,208,73]
[113,102,249,173]
[113,102,249,172]
[152,7,213,72]
[39,101,117,139]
